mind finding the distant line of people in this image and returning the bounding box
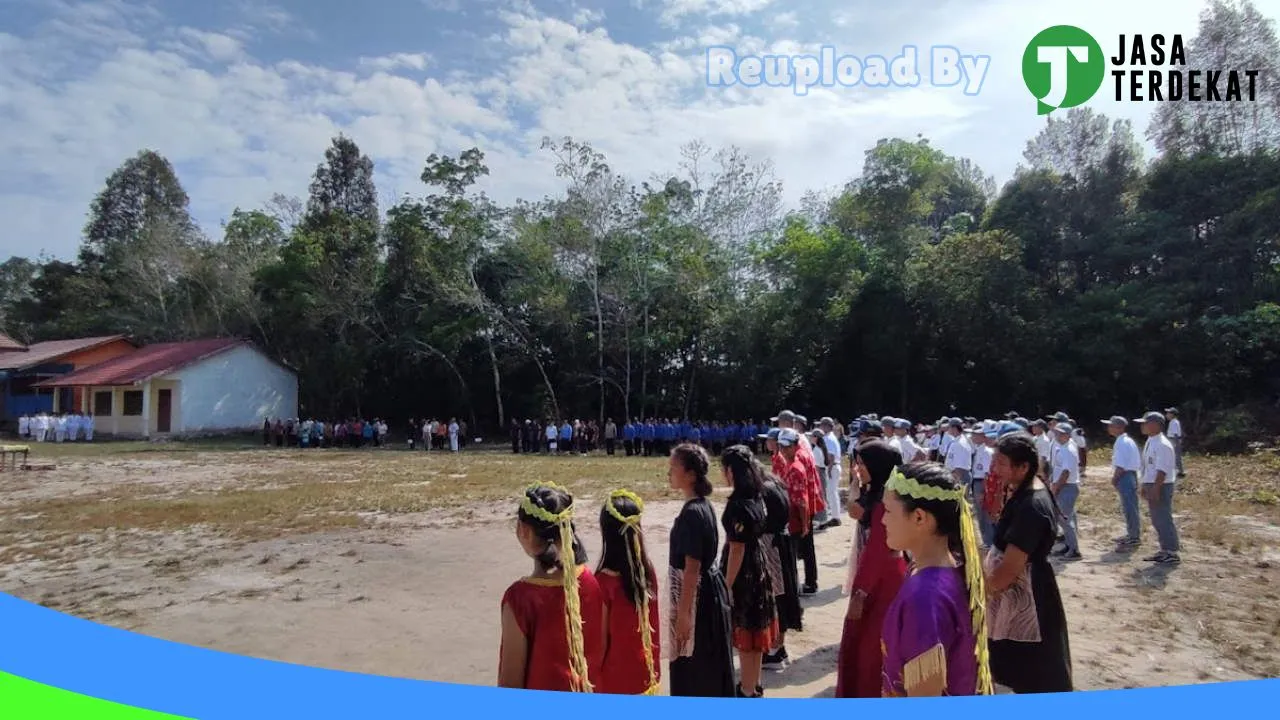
[508,418,775,457]
[16,412,95,442]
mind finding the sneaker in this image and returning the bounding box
[1062,551,1083,562]
[801,584,818,596]
[825,518,843,529]
[1144,551,1169,562]
[1156,553,1181,565]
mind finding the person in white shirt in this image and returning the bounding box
[1071,426,1088,475]
[894,419,925,464]
[970,426,996,546]
[17,413,29,439]
[925,425,941,461]
[943,418,973,487]
[1031,420,1053,481]
[938,418,956,462]
[1104,416,1143,549]
[84,412,95,442]
[1140,411,1181,564]
[1049,423,1082,560]
[54,414,67,443]
[819,418,843,527]
[1165,407,1185,478]
[448,418,460,452]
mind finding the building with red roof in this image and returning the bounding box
[0,334,139,424]
[36,338,297,438]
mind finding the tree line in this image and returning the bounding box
[0,0,1277,451]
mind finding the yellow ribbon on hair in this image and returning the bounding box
[521,481,593,693]
[605,488,659,696]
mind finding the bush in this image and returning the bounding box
[1201,405,1268,454]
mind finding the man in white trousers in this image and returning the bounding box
[819,417,843,528]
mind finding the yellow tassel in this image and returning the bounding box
[902,643,947,695]
[628,530,659,696]
[559,519,593,693]
[958,500,994,695]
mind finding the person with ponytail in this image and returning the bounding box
[595,490,662,695]
[718,445,779,697]
[666,443,735,697]
[498,482,604,692]
[878,462,993,697]
[836,439,909,698]
[985,432,1073,694]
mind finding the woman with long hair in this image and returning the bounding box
[985,433,1073,693]
[879,462,993,697]
[666,443,735,697]
[595,489,661,694]
[836,439,909,697]
[718,445,779,697]
[498,482,604,691]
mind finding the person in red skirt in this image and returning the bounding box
[498,482,604,692]
[719,445,780,697]
[595,489,662,695]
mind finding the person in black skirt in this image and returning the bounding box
[760,468,803,669]
[666,443,735,697]
[985,432,1074,693]
[718,445,779,697]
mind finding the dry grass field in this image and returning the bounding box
[1,438,1278,694]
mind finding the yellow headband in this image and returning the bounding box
[604,489,644,529]
[886,467,966,503]
[520,481,575,523]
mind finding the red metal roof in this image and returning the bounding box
[0,332,25,351]
[0,335,131,371]
[35,338,246,387]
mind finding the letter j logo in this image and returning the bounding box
[1022,25,1105,115]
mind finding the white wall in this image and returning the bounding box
[166,344,298,432]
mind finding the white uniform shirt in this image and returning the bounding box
[971,445,993,479]
[1053,439,1080,484]
[1142,434,1177,485]
[898,434,923,463]
[944,434,973,473]
[1168,419,1183,439]
[823,433,841,470]
[18,416,29,435]
[1112,434,1141,473]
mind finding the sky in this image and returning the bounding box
[0,0,1265,260]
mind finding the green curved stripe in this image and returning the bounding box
[0,671,191,719]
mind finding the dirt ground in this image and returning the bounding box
[1,439,1278,695]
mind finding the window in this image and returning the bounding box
[94,391,113,416]
[122,391,144,416]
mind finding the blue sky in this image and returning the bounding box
[0,0,1255,260]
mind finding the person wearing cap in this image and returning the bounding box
[926,424,942,462]
[776,428,820,595]
[809,428,833,529]
[1030,420,1053,482]
[1049,423,1083,561]
[1165,407,1185,478]
[1140,412,1180,564]
[819,418,844,528]
[943,418,973,490]
[1071,425,1088,474]
[970,424,997,547]
[893,420,925,464]
[770,410,826,528]
[1105,416,1143,550]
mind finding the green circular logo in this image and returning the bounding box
[1022,25,1105,115]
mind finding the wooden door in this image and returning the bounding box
[157,389,172,433]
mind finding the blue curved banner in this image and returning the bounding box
[0,591,1276,717]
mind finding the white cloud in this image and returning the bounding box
[358,52,433,72]
[0,0,1254,261]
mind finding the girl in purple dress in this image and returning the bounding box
[879,462,993,697]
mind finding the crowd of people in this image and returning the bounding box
[261,417,472,452]
[498,405,1189,697]
[14,412,96,442]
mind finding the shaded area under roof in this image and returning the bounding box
[35,338,246,388]
[0,332,25,351]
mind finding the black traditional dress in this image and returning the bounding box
[761,478,803,632]
[987,482,1074,693]
[668,497,735,697]
[720,495,779,651]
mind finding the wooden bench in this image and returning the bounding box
[0,445,30,471]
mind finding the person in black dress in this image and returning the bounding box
[666,443,735,697]
[761,469,803,669]
[985,432,1073,693]
[718,446,779,697]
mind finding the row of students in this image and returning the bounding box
[17,412,95,442]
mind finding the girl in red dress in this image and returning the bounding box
[498,482,605,692]
[595,489,662,695]
[836,439,909,697]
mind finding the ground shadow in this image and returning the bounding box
[800,585,845,610]
[810,684,836,698]
[764,642,841,690]
[1098,546,1139,565]
[1129,562,1178,589]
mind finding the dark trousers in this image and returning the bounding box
[797,531,817,589]
[624,440,633,456]
[606,439,615,455]
[512,438,519,454]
